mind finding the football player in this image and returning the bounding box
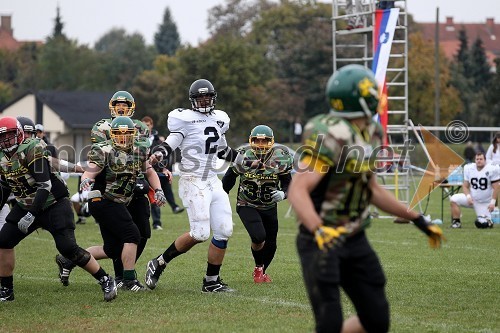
[0,116,117,302]
[55,91,163,287]
[288,65,445,332]
[222,125,293,283]
[450,152,499,229]
[145,79,260,292]
[60,116,165,292]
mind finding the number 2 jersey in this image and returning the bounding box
[463,163,500,203]
[300,114,384,234]
[0,138,68,210]
[165,108,231,178]
[223,145,293,210]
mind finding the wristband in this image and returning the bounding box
[466,194,472,200]
[490,198,496,205]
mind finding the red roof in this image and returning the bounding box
[419,17,500,67]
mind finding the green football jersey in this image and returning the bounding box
[0,138,61,210]
[231,146,293,210]
[301,115,384,234]
[91,118,151,147]
[88,140,149,204]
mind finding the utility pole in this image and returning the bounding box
[434,7,440,137]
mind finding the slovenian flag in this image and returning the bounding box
[372,7,399,145]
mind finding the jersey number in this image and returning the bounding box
[470,177,488,190]
[204,127,219,154]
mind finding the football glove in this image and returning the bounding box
[80,178,94,191]
[154,189,167,207]
[314,225,348,251]
[412,215,446,249]
[18,212,35,234]
[271,190,285,203]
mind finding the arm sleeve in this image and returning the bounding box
[28,157,52,215]
[221,167,238,193]
[279,172,292,197]
[164,132,183,151]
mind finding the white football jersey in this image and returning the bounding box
[166,108,230,178]
[464,163,500,203]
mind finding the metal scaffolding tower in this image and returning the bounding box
[331,0,412,217]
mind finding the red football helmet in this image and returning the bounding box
[0,116,24,152]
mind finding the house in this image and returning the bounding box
[420,17,500,69]
[0,15,42,51]
[0,91,114,162]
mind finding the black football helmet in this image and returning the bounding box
[189,79,217,113]
[16,116,37,138]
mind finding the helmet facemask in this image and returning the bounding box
[250,136,274,156]
[110,125,136,150]
[190,93,216,113]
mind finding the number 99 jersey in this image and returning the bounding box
[166,108,230,178]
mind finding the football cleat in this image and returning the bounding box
[262,273,272,283]
[0,286,14,301]
[253,266,265,283]
[99,275,117,302]
[145,258,166,290]
[55,254,76,286]
[451,221,462,229]
[173,206,185,214]
[202,277,235,293]
[121,279,147,292]
[115,277,123,289]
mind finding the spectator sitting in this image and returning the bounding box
[486,132,500,165]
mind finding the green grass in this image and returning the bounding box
[0,176,499,333]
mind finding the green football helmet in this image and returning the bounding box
[109,91,135,117]
[110,116,136,150]
[249,125,274,156]
[326,64,379,119]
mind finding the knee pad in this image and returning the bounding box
[68,247,91,267]
[190,228,210,242]
[211,237,228,249]
[212,221,233,241]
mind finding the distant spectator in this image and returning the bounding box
[378,0,395,10]
[35,124,58,158]
[346,0,363,30]
[463,141,476,163]
[486,132,500,165]
[475,142,486,154]
[294,118,303,143]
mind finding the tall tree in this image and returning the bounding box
[154,7,181,55]
[469,37,492,91]
[53,5,65,38]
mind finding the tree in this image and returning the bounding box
[95,29,156,90]
[207,0,274,39]
[407,33,461,125]
[53,5,65,38]
[154,7,181,55]
[250,0,333,123]
[487,58,500,122]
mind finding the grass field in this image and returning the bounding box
[0,176,499,333]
